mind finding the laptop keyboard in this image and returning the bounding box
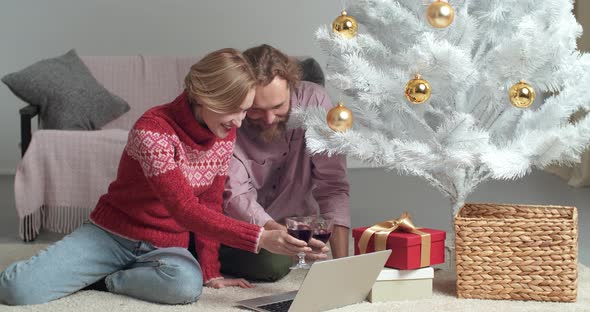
[257,299,294,312]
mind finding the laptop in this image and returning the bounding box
[236,249,392,312]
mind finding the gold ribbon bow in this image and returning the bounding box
[358,212,432,267]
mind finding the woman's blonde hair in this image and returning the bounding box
[185,48,256,113]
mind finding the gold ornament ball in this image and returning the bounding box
[332,10,358,38]
[509,80,535,108]
[427,1,455,28]
[405,75,432,104]
[327,102,353,132]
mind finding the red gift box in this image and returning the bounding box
[352,224,446,270]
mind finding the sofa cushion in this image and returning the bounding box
[83,55,198,130]
[300,57,325,87]
[2,49,130,130]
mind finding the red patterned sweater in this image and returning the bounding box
[90,92,263,283]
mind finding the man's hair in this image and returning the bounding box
[185,48,256,113]
[242,44,302,89]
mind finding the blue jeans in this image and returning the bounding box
[0,223,203,305]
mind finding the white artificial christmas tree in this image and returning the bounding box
[293,0,590,250]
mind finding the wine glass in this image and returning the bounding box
[311,215,334,244]
[285,216,313,269]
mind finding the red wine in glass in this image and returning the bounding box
[285,216,313,270]
[312,229,332,243]
[287,225,312,242]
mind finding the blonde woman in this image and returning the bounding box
[0,48,326,306]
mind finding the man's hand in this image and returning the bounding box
[305,238,330,261]
[206,278,255,289]
[307,238,330,253]
[258,229,311,256]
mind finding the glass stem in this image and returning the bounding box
[298,252,306,265]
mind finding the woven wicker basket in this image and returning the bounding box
[454,203,578,302]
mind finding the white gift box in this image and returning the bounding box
[367,267,434,302]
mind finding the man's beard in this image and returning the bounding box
[259,121,287,142]
[246,116,289,143]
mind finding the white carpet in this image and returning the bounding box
[1,242,589,312]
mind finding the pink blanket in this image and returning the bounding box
[14,129,128,240]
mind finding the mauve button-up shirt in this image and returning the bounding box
[223,82,351,228]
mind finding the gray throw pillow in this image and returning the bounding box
[2,49,130,130]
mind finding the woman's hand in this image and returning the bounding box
[258,229,311,256]
[263,219,287,232]
[206,278,255,289]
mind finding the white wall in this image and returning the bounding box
[0,0,349,173]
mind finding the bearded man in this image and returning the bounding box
[220,44,351,282]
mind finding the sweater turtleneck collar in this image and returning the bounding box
[169,91,217,147]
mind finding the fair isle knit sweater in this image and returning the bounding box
[90,92,263,283]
